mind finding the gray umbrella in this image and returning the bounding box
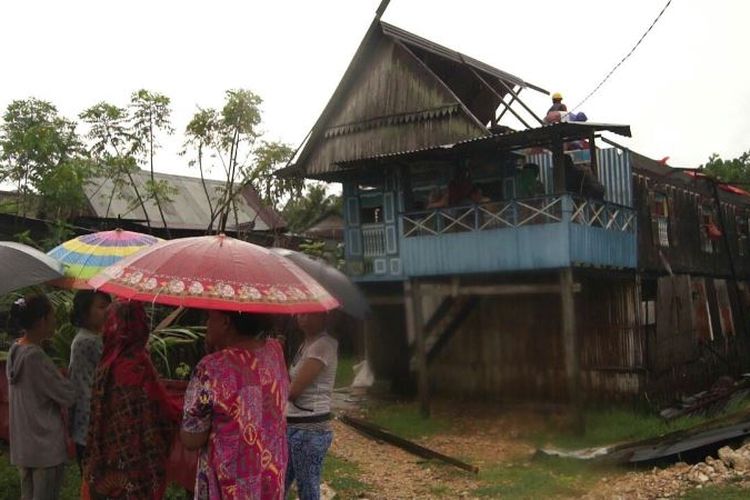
[271,248,370,319]
[0,242,65,295]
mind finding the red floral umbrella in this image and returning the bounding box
[88,235,339,314]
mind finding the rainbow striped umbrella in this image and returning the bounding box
[48,229,163,289]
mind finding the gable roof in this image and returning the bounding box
[288,20,548,179]
[84,170,285,232]
[303,212,344,241]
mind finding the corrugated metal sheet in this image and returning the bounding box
[599,148,633,207]
[524,147,633,207]
[526,152,555,193]
[334,122,632,169]
[84,170,277,231]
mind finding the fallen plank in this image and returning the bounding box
[338,415,479,474]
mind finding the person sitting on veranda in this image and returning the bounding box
[427,168,489,208]
[516,163,546,198]
[564,156,605,200]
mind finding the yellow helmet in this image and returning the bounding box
[552,92,563,101]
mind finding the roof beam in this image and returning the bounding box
[495,86,521,123]
[396,40,490,134]
[375,0,391,18]
[468,67,532,129]
[495,78,545,126]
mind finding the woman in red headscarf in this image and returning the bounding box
[83,301,181,500]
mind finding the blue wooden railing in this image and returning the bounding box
[353,194,637,279]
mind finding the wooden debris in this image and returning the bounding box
[339,414,479,474]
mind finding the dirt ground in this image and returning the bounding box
[325,401,750,499]
[327,403,557,499]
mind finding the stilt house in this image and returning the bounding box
[285,19,750,406]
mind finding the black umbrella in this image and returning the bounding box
[0,242,65,295]
[271,248,370,319]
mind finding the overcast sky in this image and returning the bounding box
[1,0,748,178]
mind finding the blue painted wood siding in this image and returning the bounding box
[399,195,637,277]
[344,149,636,281]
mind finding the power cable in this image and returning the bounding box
[572,0,673,111]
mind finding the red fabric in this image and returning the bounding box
[84,301,181,499]
[88,235,339,314]
[719,184,750,197]
[707,223,723,240]
[683,171,750,197]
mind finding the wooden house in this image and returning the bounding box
[285,19,750,409]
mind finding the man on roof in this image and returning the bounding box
[544,92,568,124]
[548,92,567,113]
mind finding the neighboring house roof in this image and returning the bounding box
[287,20,547,179]
[303,213,344,241]
[84,170,285,232]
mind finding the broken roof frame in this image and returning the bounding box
[284,17,550,178]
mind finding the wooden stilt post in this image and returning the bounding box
[405,279,430,418]
[560,267,584,433]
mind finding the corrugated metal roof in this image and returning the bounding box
[84,170,283,231]
[381,22,548,94]
[335,122,632,166]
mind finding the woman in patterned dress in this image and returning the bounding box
[84,301,181,499]
[181,311,289,500]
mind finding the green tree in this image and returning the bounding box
[184,90,301,233]
[701,150,750,184]
[0,98,86,217]
[79,102,151,227]
[183,108,220,226]
[130,89,175,236]
[282,182,341,234]
[36,158,97,220]
[244,141,298,211]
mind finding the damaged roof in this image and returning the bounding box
[84,170,285,232]
[333,121,632,170]
[287,19,549,178]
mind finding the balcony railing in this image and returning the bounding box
[402,195,635,238]
[569,196,636,233]
[403,195,565,237]
[348,194,637,280]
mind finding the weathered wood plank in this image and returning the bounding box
[405,279,430,417]
[560,268,584,433]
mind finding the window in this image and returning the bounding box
[650,191,670,247]
[358,184,383,224]
[641,279,657,327]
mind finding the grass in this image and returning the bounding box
[0,448,81,499]
[335,355,357,389]
[681,483,750,499]
[367,402,450,440]
[322,453,369,498]
[472,457,610,499]
[0,447,189,500]
[532,408,706,450]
